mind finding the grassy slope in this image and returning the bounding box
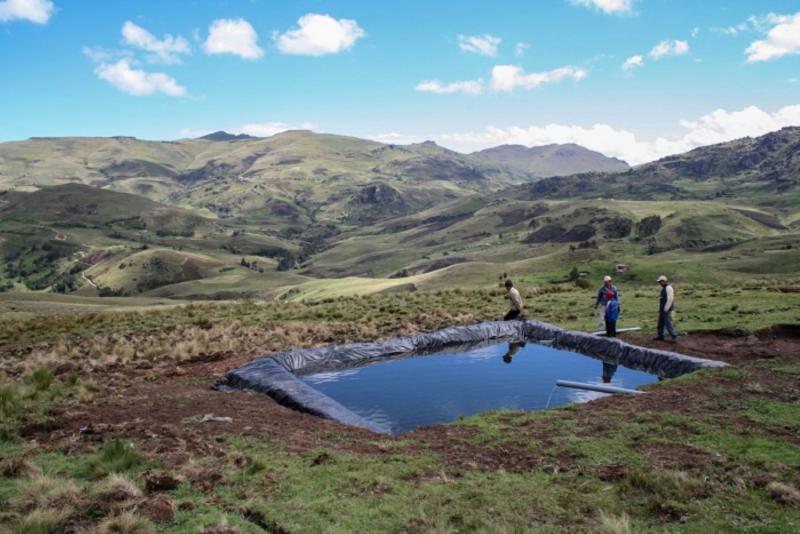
[0,290,798,532]
[0,132,531,227]
[2,130,799,301]
[85,249,226,294]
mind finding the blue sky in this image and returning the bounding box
[1,0,799,163]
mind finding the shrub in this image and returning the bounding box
[636,215,662,238]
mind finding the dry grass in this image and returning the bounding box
[0,456,41,478]
[598,510,632,534]
[767,481,800,506]
[97,511,155,534]
[93,473,142,506]
[7,306,482,376]
[198,516,241,534]
[14,507,73,534]
[13,475,80,511]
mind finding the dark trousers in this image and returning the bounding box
[658,310,677,338]
[605,320,617,338]
[504,309,520,321]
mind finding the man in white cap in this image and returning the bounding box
[655,275,677,341]
[595,275,618,332]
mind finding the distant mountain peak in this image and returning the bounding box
[198,131,259,141]
[473,142,629,178]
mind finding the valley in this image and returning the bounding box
[0,128,798,306]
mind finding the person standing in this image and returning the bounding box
[604,289,620,338]
[595,275,618,331]
[655,275,677,341]
[504,279,524,320]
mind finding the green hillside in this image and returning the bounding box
[0,128,798,299]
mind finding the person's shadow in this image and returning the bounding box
[502,341,527,364]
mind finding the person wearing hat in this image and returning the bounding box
[655,275,677,341]
[503,279,524,320]
[595,275,618,333]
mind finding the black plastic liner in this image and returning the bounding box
[224,320,727,433]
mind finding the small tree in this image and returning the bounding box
[568,267,579,281]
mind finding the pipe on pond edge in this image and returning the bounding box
[555,379,645,395]
[223,319,727,433]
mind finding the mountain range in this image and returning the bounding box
[0,131,626,227]
[0,127,798,298]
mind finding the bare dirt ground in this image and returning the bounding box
[33,327,800,478]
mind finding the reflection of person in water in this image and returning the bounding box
[502,341,526,364]
[602,360,618,383]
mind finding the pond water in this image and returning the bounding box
[298,340,659,434]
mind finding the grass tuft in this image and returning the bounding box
[86,439,142,479]
[598,510,632,534]
[28,367,54,392]
[1,456,42,478]
[767,481,800,506]
[93,473,142,505]
[14,507,73,534]
[13,475,80,511]
[97,511,155,534]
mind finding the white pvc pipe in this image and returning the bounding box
[555,380,644,395]
[591,327,642,336]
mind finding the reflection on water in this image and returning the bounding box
[299,340,657,434]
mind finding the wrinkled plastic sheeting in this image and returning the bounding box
[224,357,385,432]
[272,320,530,373]
[548,329,726,378]
[225,319,726,433]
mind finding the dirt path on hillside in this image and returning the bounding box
[33,326,800,476]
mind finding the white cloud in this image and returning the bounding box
[649,39,689,59]
[369,132,422,144]
[274,13,364,56]
[82,46,114,64]
[571,0,633,15]
[490,64,587,92]
[691,27,700,39]
[415,79,484,95]
[746,12,800,62]
[121,21,191,64]
[714,23,749,37]
[0,0,53,24]
[179,121,316,139]
[622,54,644,71]
[237,121,316,137]
[434,104,800,165]
[457,34,501,57]
[713,13,788,37]
[95,60,187,97]
[515,42,529,57]
[203,18,263,60]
